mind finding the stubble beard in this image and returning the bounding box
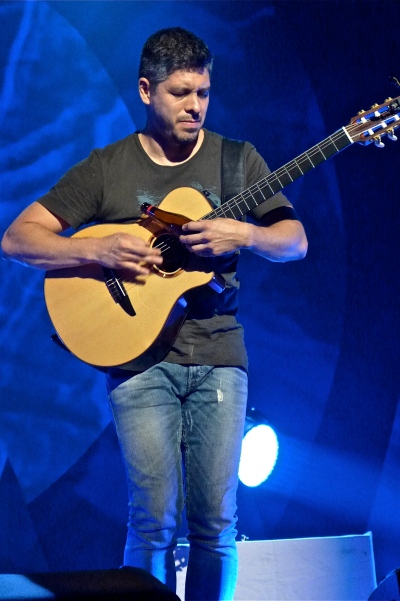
[151,109,201,148]
[170,129,199,145]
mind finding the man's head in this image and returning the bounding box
[139,27,213,91]
[139,28,213,147]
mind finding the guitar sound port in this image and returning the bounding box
[151,232,187,276]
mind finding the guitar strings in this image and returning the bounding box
[118,119,390,288]
[117,235,183,292]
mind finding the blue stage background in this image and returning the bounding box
[1,0,399,585]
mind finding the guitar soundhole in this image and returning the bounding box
[152,232,186,275]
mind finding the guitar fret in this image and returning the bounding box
[319,145,328,159]
[255,183,266,200]
[268,177,282,194]
[235,203,245,216]
[265,181,275,196]
[283,165,294,182]
[325,139,338,156]
[274,170,294,189]
[266,177,278,193]
[223,204,238,219]
[304,150,316,168]
[313,146,328,164]
[275,173,286,187]
[240,193,251,212]
[331,136,340,151]
[287,160,304,178]
[245,187,265,208]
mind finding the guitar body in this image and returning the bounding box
[44,187,220,368]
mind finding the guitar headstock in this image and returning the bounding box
[346,96,400,147]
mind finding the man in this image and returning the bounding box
[2,27,307,601]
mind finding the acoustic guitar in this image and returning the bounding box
[44,96,400,368]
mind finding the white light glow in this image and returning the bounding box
[238,424,279,487]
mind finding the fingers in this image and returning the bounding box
[180,219,243,257]
[99,233,163,274]
[180,220,220,253]
[180,220,209,248]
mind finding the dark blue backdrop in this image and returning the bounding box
[1,0,399,586]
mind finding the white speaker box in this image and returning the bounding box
[175,532,377,600]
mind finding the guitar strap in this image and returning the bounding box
[221,137,246,204]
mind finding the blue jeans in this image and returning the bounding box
[106,362,248,601]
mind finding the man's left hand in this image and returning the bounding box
[180,218,249,257]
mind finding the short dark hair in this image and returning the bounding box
[139,27,213,89]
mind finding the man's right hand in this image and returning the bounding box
[96,232,163,275]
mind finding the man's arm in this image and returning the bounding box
[180,216,308,262]
[1,202,163,275]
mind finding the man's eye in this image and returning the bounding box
[198,90,209,98]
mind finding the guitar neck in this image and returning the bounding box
[203,127,353,221]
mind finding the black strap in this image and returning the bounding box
[221,137,245,204]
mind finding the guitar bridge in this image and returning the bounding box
[103,267,136,317]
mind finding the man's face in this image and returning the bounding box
[141,69,211,145]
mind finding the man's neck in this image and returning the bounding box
[138,129,204,166]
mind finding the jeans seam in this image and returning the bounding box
[182,407,190,523]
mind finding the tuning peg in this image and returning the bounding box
[374,136,385,148]
[388,129,398,141]
[371,103,379,109]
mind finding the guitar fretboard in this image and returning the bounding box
[202,127,352,221]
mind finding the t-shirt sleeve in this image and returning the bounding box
[36,150,104,230]
[244,143,299,222]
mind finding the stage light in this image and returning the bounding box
[238,408,279,487]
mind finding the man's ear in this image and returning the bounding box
[139,78,151,105]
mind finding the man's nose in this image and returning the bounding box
[185,92,201,114]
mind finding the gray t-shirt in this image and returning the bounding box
[38,129,295,371]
